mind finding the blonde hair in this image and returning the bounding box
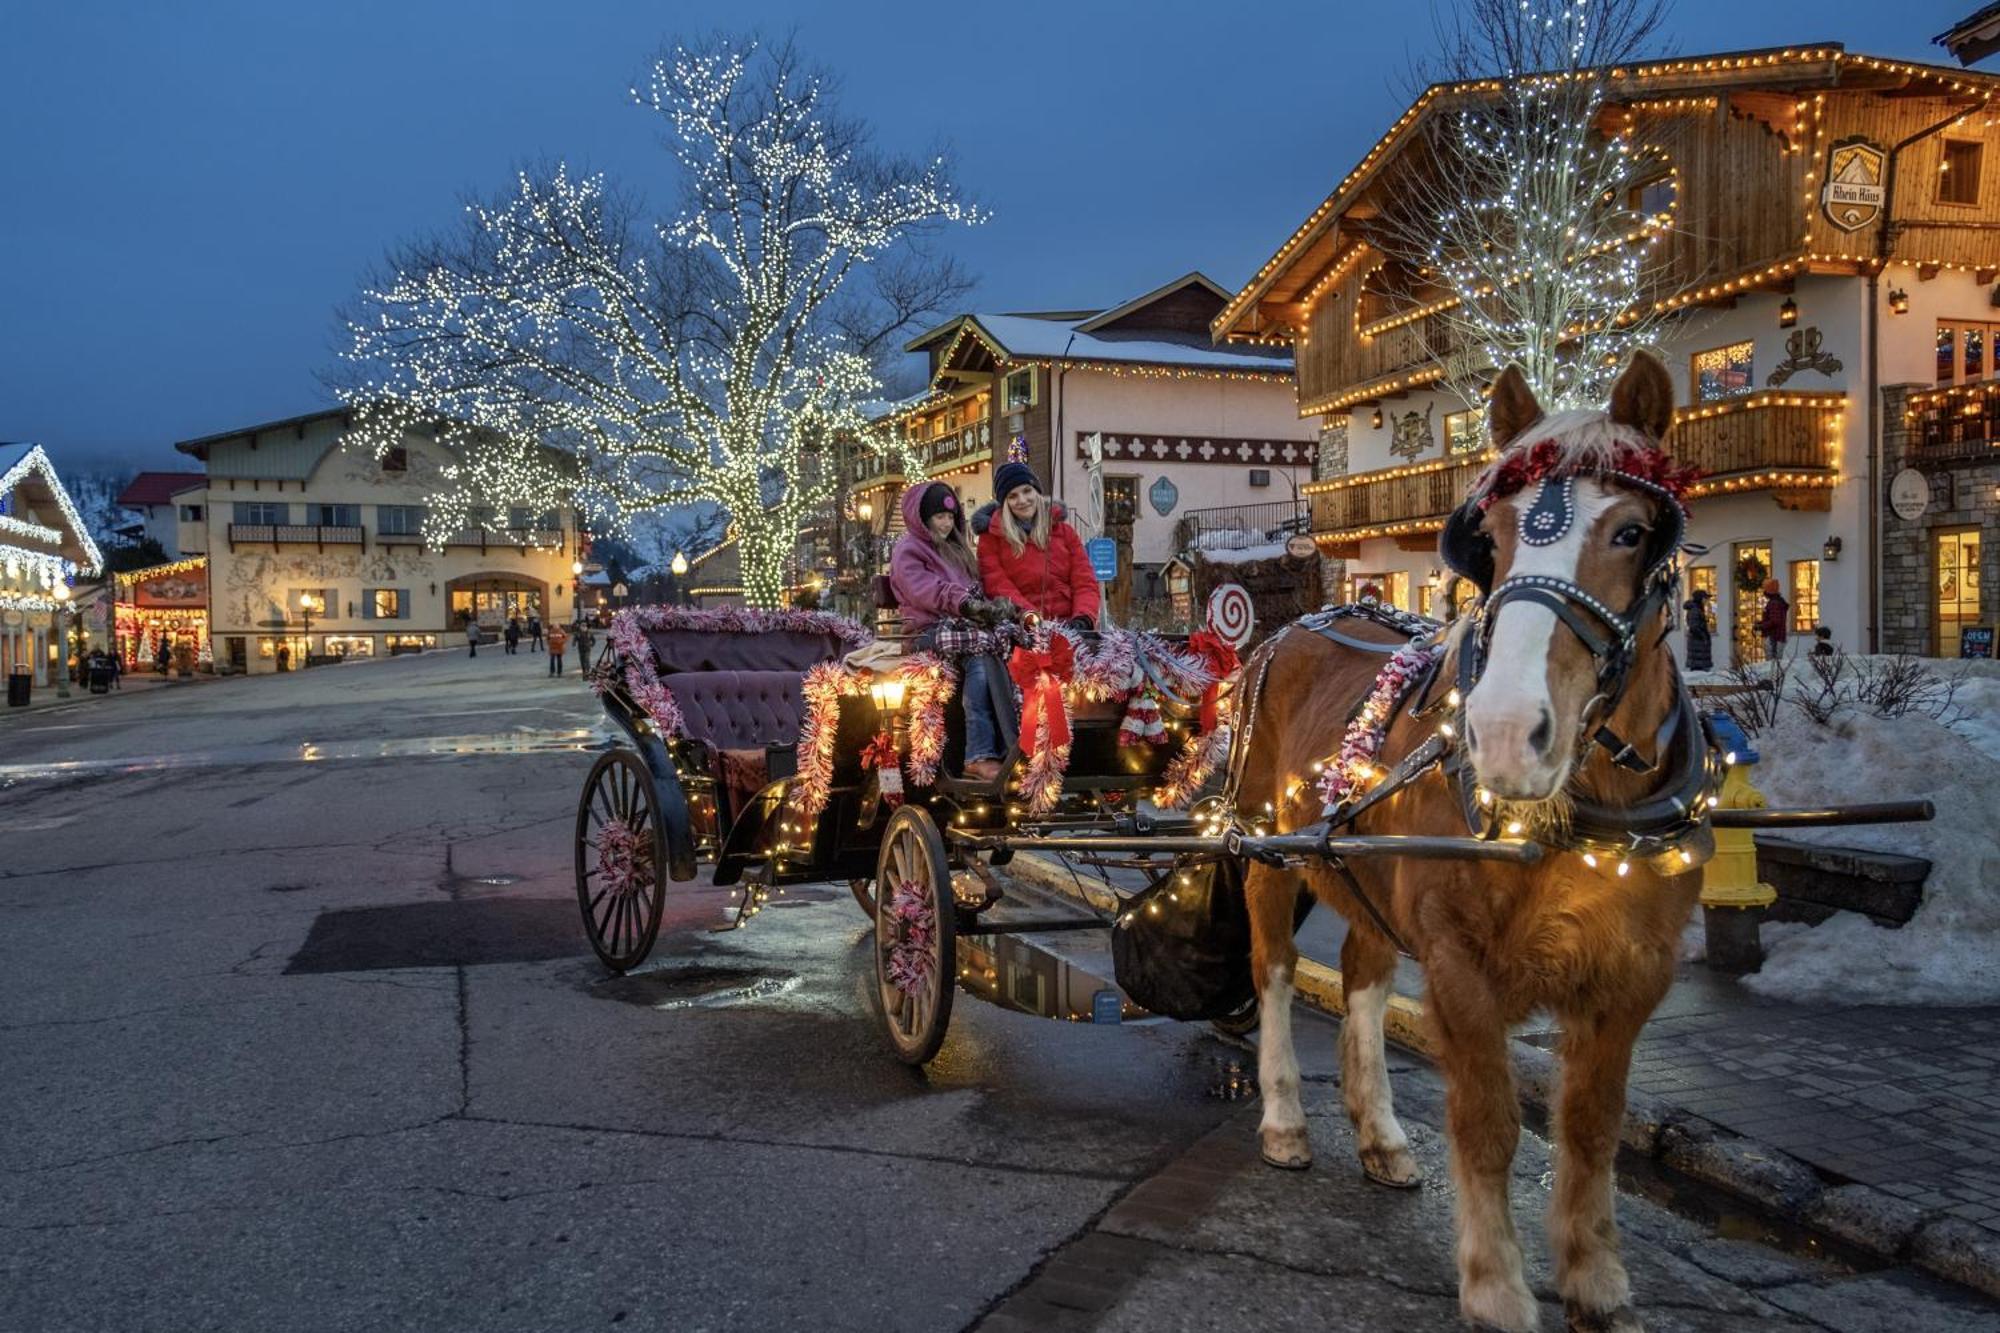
[999,487,1053,556]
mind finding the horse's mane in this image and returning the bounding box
[1468,407,1691,509]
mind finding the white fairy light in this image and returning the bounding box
[334,38,982,608]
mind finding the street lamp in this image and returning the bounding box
[298,592,318,666]
[53,583,71,698]
[670,551,688,576]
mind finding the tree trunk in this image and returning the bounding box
[737,522,792,609]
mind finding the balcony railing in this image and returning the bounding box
[226,523,365,549]
[1172,500,1312,555]
[1309,390,1845,546]
[925,421,992,469]
[444,528,566,552]
[1906,383,2000,464]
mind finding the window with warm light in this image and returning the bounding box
[1935,320,1997,384]
[1788,560,1820,633]
[371,589,404,619]
[1939,140,1983,206]
[1444,408,1483,454]
[1692,341,1755,402]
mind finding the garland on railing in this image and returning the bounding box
[1315,641,1445,816]
[601,604,873,737]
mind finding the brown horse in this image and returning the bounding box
[1239,353,1704,1332]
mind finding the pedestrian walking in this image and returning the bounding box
[156,638,172,675]
[546,623,568,676]
[504,617,521,655]
[574,620,594,675]
[109,650,122,691]
[1758,577,1789,663]
[466,622,479,658]
[528,615,543,652]
[1682,588,1714,672]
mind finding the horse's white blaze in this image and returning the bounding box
[1342,981,1406,1155]
[1465,482,1620,799]
[1257,964,1304,1133]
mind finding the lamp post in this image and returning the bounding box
[53,583,71,698]
[670,551,689,606]
[298,592,318,668]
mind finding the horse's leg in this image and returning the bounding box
[1551,1004,1651,1332]
[1246,861,1310,1170]
[1430,955,1539,1332]
[1339,923,1420,1187]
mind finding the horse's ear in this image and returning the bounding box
[1487,366,1542,450]
[1609,351,1674,442]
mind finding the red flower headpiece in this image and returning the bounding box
[1476,437,1700,513]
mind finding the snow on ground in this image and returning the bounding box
[1735,689,2000,1006]
[1195,541,1290,565]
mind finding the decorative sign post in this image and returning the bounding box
[1085,536,1120,584]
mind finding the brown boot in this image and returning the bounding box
[963,758,1002,782]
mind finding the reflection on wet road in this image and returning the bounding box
[0,726,608,781]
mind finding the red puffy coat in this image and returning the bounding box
[976,506,1102,623]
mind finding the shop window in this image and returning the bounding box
[1003,367,1037,412]
[1731,543,1772,665]
[1692,341,1755,402]
[1936,528,1983,657]
[377,504,427,536]
[1939,140,1983,206]
[1444,408,1483,454]
[322,635,375,660]
[234,501,286,526]
[1789,560,1820,633]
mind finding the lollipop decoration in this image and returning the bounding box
[1206,583,1255,650]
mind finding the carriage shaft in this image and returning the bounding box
[1708,800,1935,829]
[956,831,1543,864]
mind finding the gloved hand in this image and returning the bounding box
[1066,615,1095,632]
[958,595,1008,627]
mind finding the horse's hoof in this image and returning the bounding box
[1259,1126,1312,1170]
[1564,1304,1644,1333]
[1359,1144,1422,1189]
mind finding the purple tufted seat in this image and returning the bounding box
[670,670,809,753]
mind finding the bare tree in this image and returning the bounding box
[1379,0,1683,409]
[332,33,980,607]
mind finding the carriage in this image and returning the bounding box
[574,601,1546,1063]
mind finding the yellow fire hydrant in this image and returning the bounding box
[1701,722,1777,973]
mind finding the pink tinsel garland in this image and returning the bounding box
[884,879,938,996]
[1315,641,1444,816]
[787,662,870,827]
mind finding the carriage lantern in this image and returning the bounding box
[869,674,907,713]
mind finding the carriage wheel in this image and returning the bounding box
[873,806,955,1066]
[575,748,669,973]
[1211,997,1260,1039]
[849,878,878,916]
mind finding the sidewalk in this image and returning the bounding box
[999,851,2000,1299]
[0,668,225,716]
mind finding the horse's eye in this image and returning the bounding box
[1611,523,1648,548]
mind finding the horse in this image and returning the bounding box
[1236,351,1709,1333]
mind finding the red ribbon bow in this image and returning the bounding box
[1008,635,1075,753]
[860,731,899,772]
[1187,629,1241,732]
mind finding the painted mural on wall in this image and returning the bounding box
[1766,327,1843,386]
[1388,403,1436,462]
[220,548,438,627]
[132,565,207,608]
[337,439,451,489]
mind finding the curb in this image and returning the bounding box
[998,850,2000,1303]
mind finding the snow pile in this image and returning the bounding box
[1197,541,1290,565]
[1737,701,2000,1006]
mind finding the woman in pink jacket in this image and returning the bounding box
[889,481,1007,779]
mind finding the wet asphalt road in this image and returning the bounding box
[2,649,1996,1332]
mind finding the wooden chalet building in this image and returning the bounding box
[847,274,1319,616]
[1216,45,2000,662]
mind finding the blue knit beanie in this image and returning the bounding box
[993,461,1041,502]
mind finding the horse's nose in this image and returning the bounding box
[1465,699,1560,796]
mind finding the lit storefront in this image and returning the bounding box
[113,556,210,670]
[1,444,104,691]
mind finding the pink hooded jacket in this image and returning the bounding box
[889,482,980,633]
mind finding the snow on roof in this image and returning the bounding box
[962,314,1294,372]
[116,471,207,507]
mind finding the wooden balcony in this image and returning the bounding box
[1307,390,1845,551]
[444,528,566,553]
[1903,381,2000,466]
[226,523,365,551]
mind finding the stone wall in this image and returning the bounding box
[1880,383,1999,657]
[1314,417,1348,601]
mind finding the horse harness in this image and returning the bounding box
[1220,473,1725,959]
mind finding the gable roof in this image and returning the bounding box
[1074,272,1231,333]
[0,443,106,575]
[1214,44,2000,340]
[116,471,207,508]
[1939,3,2000,65]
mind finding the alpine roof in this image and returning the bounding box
[116,471,207,507]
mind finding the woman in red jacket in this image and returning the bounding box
[975,462,1103,629]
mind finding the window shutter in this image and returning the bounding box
[397,590,410,620]
[362,591,376,621]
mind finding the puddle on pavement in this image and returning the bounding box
[0,728,609,781]
[596,965,800,1011]
[955,931,1151,1024]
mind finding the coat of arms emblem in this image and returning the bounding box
[1821,136,1886,233]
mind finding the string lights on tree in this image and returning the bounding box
[334,34,981,608]
[1376,0,1684,410]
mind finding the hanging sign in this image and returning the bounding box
[1148,476,1179,517]
[1889,468,1931,522]
[1085,537,1119,582]
[1285,534,1319,560]
[1821,136,1886,233]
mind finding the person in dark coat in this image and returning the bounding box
[1682,588,1714,672]
[972,462,1102,629]
[1758,577,1790,662]
[528,615,543,651]
[504,617,521,655]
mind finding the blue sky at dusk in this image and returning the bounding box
[0,0,1976,470]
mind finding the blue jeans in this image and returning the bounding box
[961,653,1003,762]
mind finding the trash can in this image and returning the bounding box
[88,661,113,694]
[7,663,31,707]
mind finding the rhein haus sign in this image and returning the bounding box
[1821,136,1886,233]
